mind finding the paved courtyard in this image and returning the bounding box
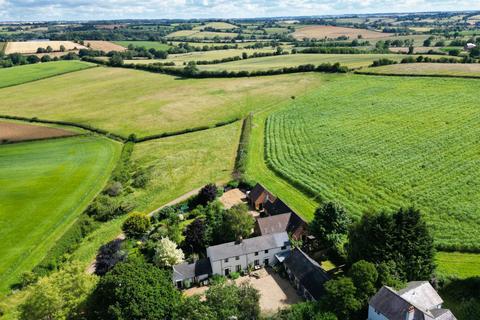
[184,268,302,313]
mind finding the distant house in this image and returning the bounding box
[206,232,291,276]
[464,43,477,50]
[248,183,275,210]
[173,258,212,289]
[283,248,330,301]
[255,212,307,240]
[368,281,457,320]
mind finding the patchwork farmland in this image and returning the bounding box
[265,74,480,250]
[0,121,77,143]
[292,25,390,40]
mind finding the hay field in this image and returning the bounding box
[0,136,120,293]
[126,48,276,66]
[198,53,417,71]
[359,63,480,78]
[0,60,95,89]
[84,40,126,52]
[265,74,480,250]
[4,41,87,54]
[293,25,389,40]
[0,121,77,143]
[114,41,170,51]
[0,67,320,137]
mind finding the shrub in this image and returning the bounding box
[103,181,123,196]
[122,212,151,238]
[229,272,240,280]
[95,239,127,276]
[197,183,218,206]
[86,194,135,221]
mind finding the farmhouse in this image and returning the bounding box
[368,281,456,320]
[464,43,477,50]
[283,248,330,301]
[255,212,307,240]
[173,232,291,287]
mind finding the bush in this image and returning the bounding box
[197,183,218,206]
[95,239,127,276]
[103,181,123,196]
[229,271,240,280]
[86,194,135,221]
[122,212,151,238]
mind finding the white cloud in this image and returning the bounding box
[1,0,480,21]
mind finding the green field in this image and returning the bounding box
[167,30,238,39]
[359,63,480,78]
[0,67,320,137]
[195,22,238,30]
[0,60,95,89]
[265,74,480,249]
[436,252,480,279]
[126,48,276,66]
[114,41,171,51]
[0,42,5,53]
[198,54,430,71]
[0,135,120,294]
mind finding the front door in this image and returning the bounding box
[224,268,230,276]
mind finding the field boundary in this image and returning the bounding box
[0,62,98,90]
[355,70,480,80]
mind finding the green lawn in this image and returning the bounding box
[0,61,95,89]
[0,135,120,294]
[0,67,321,137]
[265,74,480,250]
[198,54,436,71]
[359,63,480,78]
[436,252,480,279]
[113,41,171,51]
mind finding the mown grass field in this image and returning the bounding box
[0,60,95,89]
[0,67,320,137]
[114,40,171,51]
[359,63,480,78]
[265,74,480,250]
[0,135,120,294]
[125,48,276,66]
[198,54,430,71]
[436,252,480,279]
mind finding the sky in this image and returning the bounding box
[1,0,480,21]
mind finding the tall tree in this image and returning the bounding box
[183,218,207,253]
[349,260,378,304]
[347,207,435,281]
[205,282,260,320]
[322,277,361,320]
[309,202,350,248]
[87,257,181,320]
[221,204,254,242]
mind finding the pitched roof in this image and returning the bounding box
[283,248,330,300]
[206,232,290,262]
[398,281,443,310]
[264,198,292,215]
[249,183,274,203]
[172,258,212,281]
[369,282,456,320]
[257,212,307,236]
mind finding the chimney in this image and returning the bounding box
[405,306,414,320]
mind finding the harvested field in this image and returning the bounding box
[0,67,320,137]
[0,121,77,143]
[4,41,87,54]
[84,40,126,52]
[293,25,389,40]
[265,74,480,250]
[359,63,480,77]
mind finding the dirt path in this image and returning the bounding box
[86,186,203,274]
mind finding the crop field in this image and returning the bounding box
[0,135,120,294]
[359,63,480,78]
[0,42,5,53]
[84,40,126,52]
[167,30,238,39]
[125,48,276,65]
[198,54,424,71]
[0,60,95,89]
[265,74,480,250]
[0,67,319,137]
[195,22,238,30]
[4,41,87,54]
[0,121,77,143]
[114,40,171,51]
[292,25,390,40]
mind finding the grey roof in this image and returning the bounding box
[398,281,443,310]
[172,258,212,281]
[283,248,330,300]
[369,282,456,320]
[207,232,290,262]
[257,212,307,236]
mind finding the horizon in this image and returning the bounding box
[1,0,480,22]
